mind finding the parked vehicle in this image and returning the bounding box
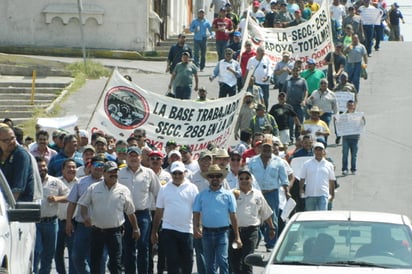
[246,210,412,273]
[0,171,40,274]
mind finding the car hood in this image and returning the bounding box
[264,265,412,273]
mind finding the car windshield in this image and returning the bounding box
[273,220,412,268]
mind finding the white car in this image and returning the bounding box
[0,171,40,274]
[246,211,412,273]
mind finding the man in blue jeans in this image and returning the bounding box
[299,142,336,211]
[193,164,242,274]
[118,147,161,274]
[248,140,290,251]
[66,156,106,274]
[341,100,365,176]
[34,156,69,274]
[344,34,368,93]
[190,9,212,72]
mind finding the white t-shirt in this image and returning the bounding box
[156,180,199,233]
[247,56,273,85]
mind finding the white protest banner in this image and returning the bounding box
[37,115,78,129]
[87,69,244,158]
[245,0,333,70]
[334,91,355,112]
[334,112,365,136]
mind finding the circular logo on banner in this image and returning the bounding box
[104,86,149,129]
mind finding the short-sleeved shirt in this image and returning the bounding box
[118,166,161,210]
[212,17,233,41]
[78,181,135,229]
[300,69,325,95]
[40,175,69,217]
[324,52,346,78]
[284,76,308,105]
[302,119,330,142]
[173,62,198,88]
[0,145,34,201]
[67,175,101,222]
[269,103,297,130]
[57,177,78,220]
[274,60,294,85]
[309,89,338,114]
[347,44,367,63]
[300,158,336,197]
[193,186,237,228]
[236,189,273,227]
[247,56,273,85]
[156,179,199,233]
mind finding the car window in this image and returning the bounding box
[273,221,412,268]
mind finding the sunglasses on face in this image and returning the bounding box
[92,162,104,168]
[116,147,127,153]
[208,174,222,179]
[150,157,162,161]
[231,158,241,162]
[172,172,183,176]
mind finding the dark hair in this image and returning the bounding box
[63,134,77,146]
[13,127,24,145]
[133,128,146,137]
[36,130,49,140]
[35,156,47,163]
[62,158,77,169]
[127,136,138,143]
[2,118,13,127]
[115,139,127,146]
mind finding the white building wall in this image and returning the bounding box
[0,0,151,51]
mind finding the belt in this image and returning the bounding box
[203,226,229,233]
[39,216,57,222]
[135,209,149,214]
[92,226,123,233]
[239,225,260,232]
[261,188,277,194]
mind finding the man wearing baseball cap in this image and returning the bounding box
[78,161,139,273]
[151,161,199,273]
[299,142,336,211]
[118,147,161,274]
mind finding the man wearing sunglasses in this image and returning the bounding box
[193,164,242,274]
[151,161,199,274]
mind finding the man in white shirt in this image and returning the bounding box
[151,161,199,274]
[247,46,273,109]
[299,142,335,211]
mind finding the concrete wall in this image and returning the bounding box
[0,0,151,51]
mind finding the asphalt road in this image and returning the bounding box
[52,40,412,273]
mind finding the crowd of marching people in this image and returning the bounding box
[0,1,406,274]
